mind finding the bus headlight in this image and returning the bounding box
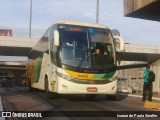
[63,74,73,81]
[56,71,73,81]
[109,75,118,81]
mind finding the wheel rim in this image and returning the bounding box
[45,78,49,93]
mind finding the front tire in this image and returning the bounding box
[45,77,57,99]
[28,78,34,92]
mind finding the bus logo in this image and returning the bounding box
[78,74,88,78]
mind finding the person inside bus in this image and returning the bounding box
[94,48,109,65]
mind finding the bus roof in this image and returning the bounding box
[50,20,109,29]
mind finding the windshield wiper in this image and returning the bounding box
[77,49,88,70]
[77,30,90,70]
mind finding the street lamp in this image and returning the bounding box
[96,0,99,23]
[29,0,32,38]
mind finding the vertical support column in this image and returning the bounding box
[29,0,32,38]
[96,0,99,23]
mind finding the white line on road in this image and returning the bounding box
[128,94,160,101]
[118,93,160,101]
[0,96,5,120]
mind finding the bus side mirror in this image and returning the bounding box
[54,30,59,46]
[113,36,125,52]
[111,29,120,36]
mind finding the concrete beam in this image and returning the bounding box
[118,44,160,63]
[0,61,27,70]
[124,0,160,21]
[0,36,38,56]
[0,36,38,47]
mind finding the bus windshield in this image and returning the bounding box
[58,25,115,69]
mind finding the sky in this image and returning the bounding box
[0,0,160,46]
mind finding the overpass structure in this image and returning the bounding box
[0,36,160,66]
[0,36,160,91]
[0,36,38,56]
[118,44,160,94]
[124,0,160,22]
[118,44,160,69]
[123,0,160,94]
[0,36,38,85]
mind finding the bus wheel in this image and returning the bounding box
[28,79,34,92]
[45,77,57,99]
[85,94,97,100]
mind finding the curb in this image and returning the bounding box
[117,93,160,101]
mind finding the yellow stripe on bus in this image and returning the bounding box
[64,69,108,80]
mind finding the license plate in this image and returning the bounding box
[87,87,97,92]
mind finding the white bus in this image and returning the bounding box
[26,20,125,99]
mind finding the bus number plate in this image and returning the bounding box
[87,87,97,92]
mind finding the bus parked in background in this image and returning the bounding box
[26,20,125,99]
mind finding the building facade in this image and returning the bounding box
[0,29,12,36]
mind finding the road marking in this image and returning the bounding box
[144,101,160,110]
[0,96,3,111]
[118,93,160,110]
[0,96,5,120]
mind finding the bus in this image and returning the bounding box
[26,20,125,99]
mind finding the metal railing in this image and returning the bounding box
[117,77,144,93]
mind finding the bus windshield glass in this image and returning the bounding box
[58,25,115,69]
